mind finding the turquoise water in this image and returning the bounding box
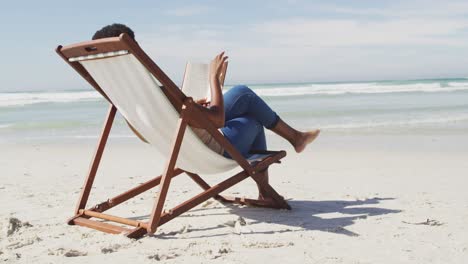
[1,78,468,143]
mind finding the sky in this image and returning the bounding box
[0,0,467,92]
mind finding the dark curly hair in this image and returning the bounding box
[92,23,135,40]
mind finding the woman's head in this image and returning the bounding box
[92,23,135,40]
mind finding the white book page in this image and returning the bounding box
[182,62,211,101]
[182,61,228,102]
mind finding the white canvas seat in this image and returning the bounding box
[79,54,239,174]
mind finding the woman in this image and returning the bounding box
[192,52,320,159]
[93,24,320,200]
[191,52,320,200]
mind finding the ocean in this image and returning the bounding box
[1,78,468,143]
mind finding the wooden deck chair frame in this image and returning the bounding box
[56,33,290,239]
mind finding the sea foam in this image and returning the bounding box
[2,80,468,107]
[0,91,101,107]
[252,81,468,97]
[318,113,468,130]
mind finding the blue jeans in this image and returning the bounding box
[220,85,279,158]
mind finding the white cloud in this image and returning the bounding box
[327,1,468,18]
[253,17,468,47]
[139,2,468,83]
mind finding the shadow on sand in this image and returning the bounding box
[147,197,400,239]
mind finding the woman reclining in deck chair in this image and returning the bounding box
[93,24,320,199]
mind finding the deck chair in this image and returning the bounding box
[56,33,290,239]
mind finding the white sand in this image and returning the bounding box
[1,133,468,263]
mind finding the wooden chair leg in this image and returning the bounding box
[74,104,116,214]
[126,227,148,239]
[147,117,188,234]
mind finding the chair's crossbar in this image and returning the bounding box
[90,168,184,213]
[72,217,131,234]
[79,209,148,228]
[68,50,129,62]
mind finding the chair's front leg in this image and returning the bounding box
[147,116,188,234]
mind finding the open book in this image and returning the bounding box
[181,62,227,102]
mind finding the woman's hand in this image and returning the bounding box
[210,52,228,83]
[191,51,227,128]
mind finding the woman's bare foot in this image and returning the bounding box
[294,129,320,153]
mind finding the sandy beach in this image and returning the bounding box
[1,131,467,263]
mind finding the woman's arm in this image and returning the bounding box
[193,52,228,128]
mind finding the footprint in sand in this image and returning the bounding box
[243,241,294,249]
[48,248,87,257]
[64,250,87,257]
[101,244,121,254]
[210,246,233,259]
[222,216,247,227]
[402,218,444,226]
[148,252,179,261]
[2,217,33,237]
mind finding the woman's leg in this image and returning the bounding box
[224,85,320,153]
[220,116,265,158]
[221,116,270,199]
[224,85,279,129]
[223,85,319,200]
[250,124,267,152]
[272,118,320,153]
